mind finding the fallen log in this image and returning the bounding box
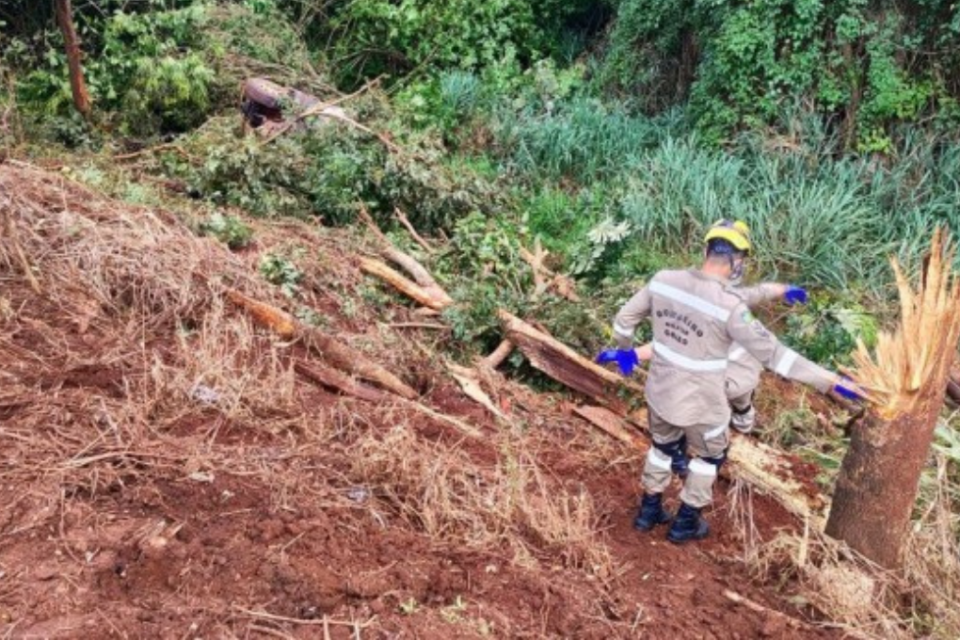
[226,289,418,400]
[294,360,389,403]
[574,405,644,448]
[498,310,645,415]
[225,289,297,339]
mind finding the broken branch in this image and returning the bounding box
[359,257,451,310]
[394,207,434,253]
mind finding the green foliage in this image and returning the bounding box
[782,294,878,367]
[494,96,676,181]
[175,114,501,230]
[259,252,303,297]
[15,4,215,136]
[601,0,954,146]
[198,212,254,250]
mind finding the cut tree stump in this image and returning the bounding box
[826,229,960,569]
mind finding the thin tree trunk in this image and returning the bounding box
[825,229,960,569]
[54,0,91,119]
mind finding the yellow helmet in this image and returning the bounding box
[704,219,751,254]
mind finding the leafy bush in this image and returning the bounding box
[259,252,303,297]
[199,212,254,250]
[601,0,956,146]
[782,294,879,367]
[318,0,554,86]
[16,4,216,135]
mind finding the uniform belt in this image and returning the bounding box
[653,341,728,372]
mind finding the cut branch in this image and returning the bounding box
[359,257,450,310]
[394,207,434,253]
[226,289,418,400]
[294,360,389,403]
[481,339,514,370]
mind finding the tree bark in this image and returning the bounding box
[825,229,960,569]
[825,397,943,569]
[54,0,91,119]
[498,310,646,415]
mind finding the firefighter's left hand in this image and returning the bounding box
[596,348,640,376]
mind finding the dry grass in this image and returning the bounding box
[730,460,960,640]
[348,424,613,577]
[0,161,615,596]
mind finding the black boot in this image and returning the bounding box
[634,493,672,531]
[666,502,709,544]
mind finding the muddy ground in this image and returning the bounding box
[0,164,846,639]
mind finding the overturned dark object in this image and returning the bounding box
[240,77,344,133]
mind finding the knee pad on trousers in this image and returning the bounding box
[654,436,688,476]
[653,436,686,458]
[700,447,729,471]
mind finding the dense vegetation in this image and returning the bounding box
[2,0,959,366]
[4,3,960,635]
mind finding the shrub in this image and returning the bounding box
[199,212,254,250]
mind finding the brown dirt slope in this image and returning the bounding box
[0,163,840,638]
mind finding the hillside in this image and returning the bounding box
[0,161,849,639]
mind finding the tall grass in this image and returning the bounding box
[494,99,960,296]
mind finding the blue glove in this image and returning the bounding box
[784,285,808,306]
[596,348,640,376]
[834,376,864,402]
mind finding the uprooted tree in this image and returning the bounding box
[826,229,960,570]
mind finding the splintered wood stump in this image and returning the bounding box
[498,310,645,414]
[826,229,960,570]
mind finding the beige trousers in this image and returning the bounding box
[642,408,730,508]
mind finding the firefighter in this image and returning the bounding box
[634,280,809,435]
[598,220,861,543]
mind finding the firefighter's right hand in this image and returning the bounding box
[833,376,864,402]
[596,348,640,376]
[783,285,808,306]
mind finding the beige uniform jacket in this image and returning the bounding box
[726,283,783,399]
[613,269,837,427]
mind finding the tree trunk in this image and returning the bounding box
[825,396,943,569]
[54,0,91,119]
[825,229,960,569]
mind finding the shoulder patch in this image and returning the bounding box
[741,309,755,324]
